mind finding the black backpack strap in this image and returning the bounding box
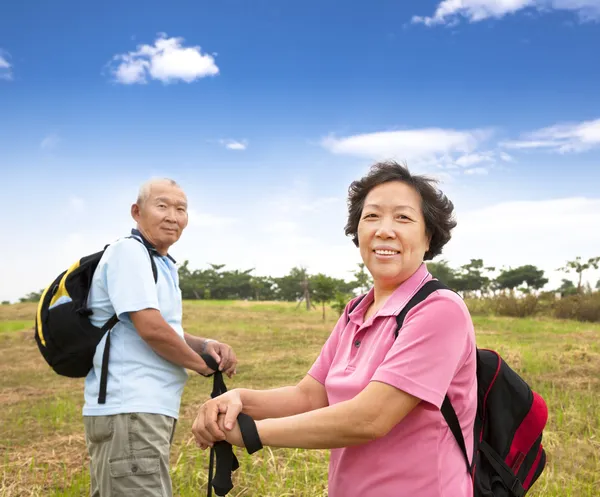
[441,396,471,472]
[394,279,448,337]
[98,314,118,404]
[393,279,471,472]
[346,294,366,323]
[479,440,525,497]
[97,236,158,404]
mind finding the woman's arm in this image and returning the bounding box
[219,380,420,450]
[192,374,329,446]
[238,374,329,420]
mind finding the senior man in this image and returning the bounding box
[82,177,237,497]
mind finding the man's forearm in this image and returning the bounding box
[237,386,315,420]
[184,333,210,355]
[138,324,207,372]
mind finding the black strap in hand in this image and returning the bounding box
[200,353,262,497]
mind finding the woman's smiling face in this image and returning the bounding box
[357,181,430,289]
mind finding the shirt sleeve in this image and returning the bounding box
[102,238,160,321]
[370,290,474,409]
[307,296,360,384]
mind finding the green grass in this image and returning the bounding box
[1,301,599,496]
[0,320,33,333]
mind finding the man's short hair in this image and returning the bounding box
[136,178,182,206]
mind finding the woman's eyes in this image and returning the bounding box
[362,213,411,221]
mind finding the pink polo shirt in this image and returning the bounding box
[308,263,477,497]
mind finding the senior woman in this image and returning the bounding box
[192,161,477,497]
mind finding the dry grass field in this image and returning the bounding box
[1,300,599,496]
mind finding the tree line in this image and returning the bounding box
[11,256,600,315]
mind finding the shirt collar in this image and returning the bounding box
[131,228,177,264]
[348,263,431,324]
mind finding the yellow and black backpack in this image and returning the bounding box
[34,235,157,403]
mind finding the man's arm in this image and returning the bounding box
[130,309,213,375]
[184,333,238,376]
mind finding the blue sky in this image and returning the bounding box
[1,0,600,302]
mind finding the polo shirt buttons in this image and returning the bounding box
[131,464,138,473]
[354,340,361,348]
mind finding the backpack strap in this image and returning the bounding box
[394,279,472,472]
[441,396,471,472]
[346,294,366,323]
[97,236,159,404]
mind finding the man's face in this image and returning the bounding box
[131,182,189,254]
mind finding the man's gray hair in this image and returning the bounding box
[136,177,182,206]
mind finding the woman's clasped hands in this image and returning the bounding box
[192,390,246,449]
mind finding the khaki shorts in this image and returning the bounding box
[83,413,177,497]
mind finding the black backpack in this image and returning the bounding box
[348,279,548,497]
[34,235,157,404]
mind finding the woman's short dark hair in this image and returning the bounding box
[344,161,457,260]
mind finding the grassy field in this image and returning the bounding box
[1,300,599,496]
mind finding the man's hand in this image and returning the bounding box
[192,390,244,449]
[204,340,237,378]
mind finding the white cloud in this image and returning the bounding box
[41,133,60,150]
[442,196,600,290]
[412,0,600,26]
[220,139,248,151]
[464,167,489,175]
[322,127,492,166]
[455,152,495,168]
[187,209,237,227]
[0,50,13,81]
[108,33,219,85]
[502,118,600,153]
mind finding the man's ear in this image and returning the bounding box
[131,203,141,222]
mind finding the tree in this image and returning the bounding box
[557,279,577,298]
[19,290,43,303]
[249,276,277,301]
[558,256,600,294]
[311,274,338,320]
[426,260,458,288]
[276,267,309,302]
[351,263,373,294]
[453,259,495,297]
[495,265,548,293]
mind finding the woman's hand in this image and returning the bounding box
[192,390,244,449]
[217,414,244,448]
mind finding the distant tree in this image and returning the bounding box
[19,290,43,303]
[311,274,338,320]
[331,292,354,316]
[557,279,577,298]
[275,267,309,302]
[558,256,600,294]
[250,276,277,301]
[453,259,495,297]
[1,301,10,305]
[495,265,548,293]
[426,260,458,288]
[351,263,373,294]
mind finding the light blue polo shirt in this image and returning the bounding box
[82,231,188,419]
